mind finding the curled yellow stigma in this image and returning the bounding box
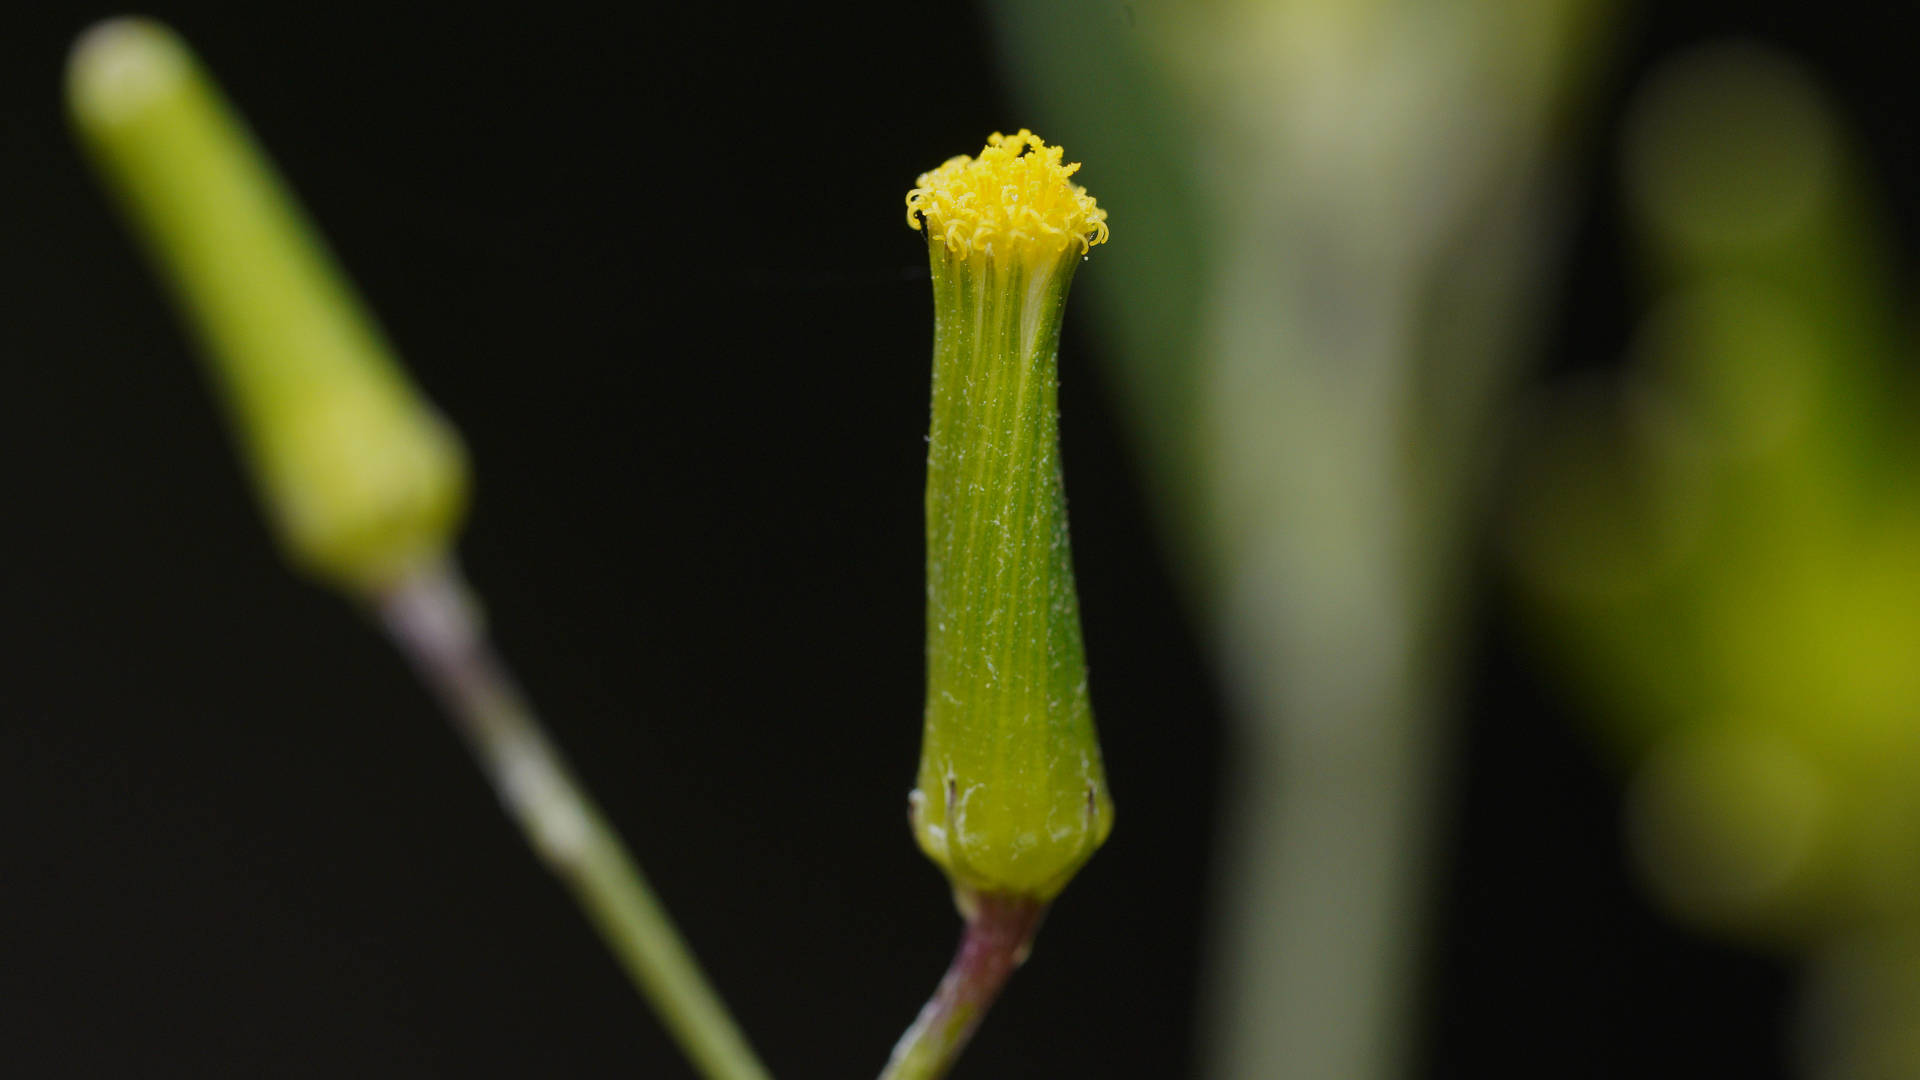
[906,130,1109,261]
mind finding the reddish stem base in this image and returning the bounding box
[879,891,1048,1080]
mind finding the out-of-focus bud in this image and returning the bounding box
[69,18,468,596]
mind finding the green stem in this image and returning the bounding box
[379,563,773,1080]
[879,892,1046,1080]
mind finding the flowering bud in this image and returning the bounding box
[69,19,468,595]
[905,131,1114,902]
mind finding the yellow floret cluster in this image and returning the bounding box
[906,130,1109,261]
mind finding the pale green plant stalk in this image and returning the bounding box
[67,20,769,1080]
[380,566,771,1080]
[988,4,1616,1078]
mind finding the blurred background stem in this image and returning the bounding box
[988,3,1615,1076]
[380,564,773,1080]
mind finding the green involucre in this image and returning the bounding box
[911,238,1114,901]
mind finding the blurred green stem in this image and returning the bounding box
[986,4,1614,1078]
[380,564,773,1080]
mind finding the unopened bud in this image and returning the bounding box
[69,19,467,595]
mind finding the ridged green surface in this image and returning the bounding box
[911,239,1113,901]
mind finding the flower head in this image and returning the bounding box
[905,130,1113,903]
[906,130,1109,263]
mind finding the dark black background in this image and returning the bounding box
[2,3,1911,1077]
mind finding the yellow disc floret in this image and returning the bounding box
[906,130,1109,261]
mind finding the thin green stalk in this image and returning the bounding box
[878,894,1045,1080]
[380,563,773,1080]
